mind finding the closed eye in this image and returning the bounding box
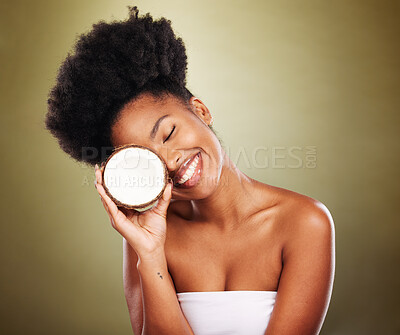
[163,126,175,143]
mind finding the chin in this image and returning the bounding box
[173,179,219,200]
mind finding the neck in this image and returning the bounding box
[190,150,265,231]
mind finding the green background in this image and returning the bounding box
[1,0,399,334]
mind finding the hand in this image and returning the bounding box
[94,163,173,259]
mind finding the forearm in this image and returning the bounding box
[136,250,194,335]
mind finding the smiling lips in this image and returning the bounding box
[173,152,202,188]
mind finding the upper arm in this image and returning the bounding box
[123,238,143,335]
[265,200,336,335]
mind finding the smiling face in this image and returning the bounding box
[110,92,224,200]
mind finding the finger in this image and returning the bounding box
[95,165,103,185]
[93,167,117,223]
[120,206,136,220]
[98,190,111,217]
[94,168,106,205]
[94,164,135,232]
[94,176,115,227]
[95,163,148,238]
[95,181,133,231]
[151,182,173,218]
[100,196,116,229]
[95,164,134,220]
[95,180,145,241]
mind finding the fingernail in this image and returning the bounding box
[95,163,99,170]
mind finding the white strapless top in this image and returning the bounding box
[176,290,277,335]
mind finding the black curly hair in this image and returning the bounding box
[45,5,198,166]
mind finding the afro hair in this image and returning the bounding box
[45,5,194,166]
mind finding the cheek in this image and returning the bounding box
[186,126,215,151]
[190,129,205,144]
[201,133,222,173]
[179,123,202,146]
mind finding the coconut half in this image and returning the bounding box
[101,144,169,211]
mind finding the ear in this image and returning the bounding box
[189,97,213,126]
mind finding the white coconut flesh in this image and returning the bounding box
[102,146,167,210]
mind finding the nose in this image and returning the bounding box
[160,147,182,175]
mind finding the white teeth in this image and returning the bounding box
[177,155,199,184]
[180,166,195,183]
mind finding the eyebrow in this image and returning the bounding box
[150,114,170,140]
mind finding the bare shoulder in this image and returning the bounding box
[269,185,335,252]
[262,186,336,334]
[263,184,335,238]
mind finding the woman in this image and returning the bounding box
[45,6,335,335]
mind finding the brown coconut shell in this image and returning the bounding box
[101,144,170,210]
